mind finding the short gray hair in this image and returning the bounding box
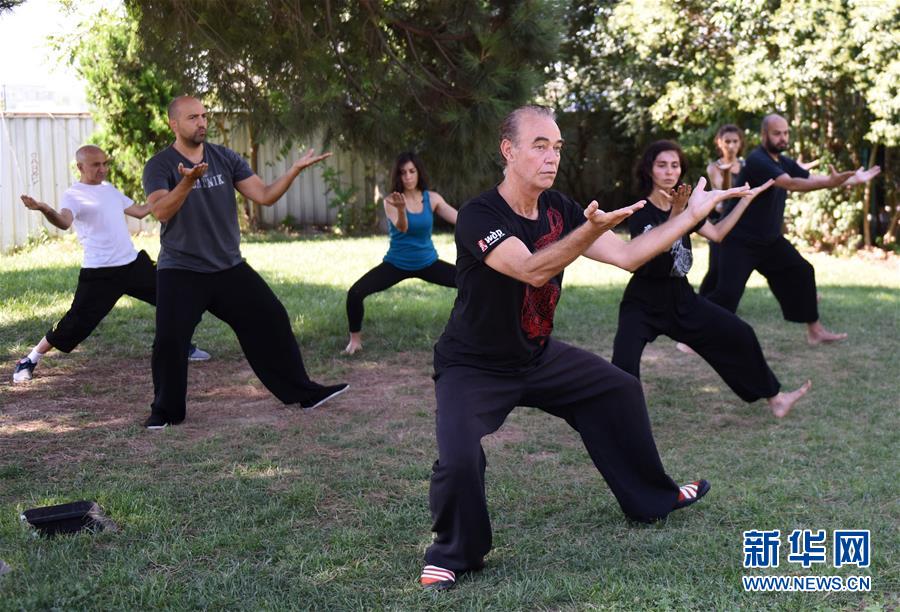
[500,105,555,145]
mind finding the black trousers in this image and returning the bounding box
[706,235,818,322]
[425,339,681,572]
[345,260,456,332]
[151,262,320,424]
[611,283,781,403]
[697,240,720,297]
[46,250,157,353]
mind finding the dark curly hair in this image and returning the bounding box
[635,140,687,198]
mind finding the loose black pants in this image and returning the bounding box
[46,250,157,352]
[151,262,320,424]
[706,234,818,322]
[611,280,780,403]
[346,260,456,332]
[698,240,720,297]
[425,339,681,572]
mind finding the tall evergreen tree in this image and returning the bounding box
[126,0,564,204]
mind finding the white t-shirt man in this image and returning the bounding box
[60,182,139,268]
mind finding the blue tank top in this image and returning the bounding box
[384,190,439,270]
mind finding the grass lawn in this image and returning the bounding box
[1,232,898,610]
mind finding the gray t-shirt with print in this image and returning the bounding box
[143,142,254,272]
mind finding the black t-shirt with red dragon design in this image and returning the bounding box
[434,187,586,372]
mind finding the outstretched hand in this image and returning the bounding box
[797,154,821,171]
[583,199,645,233]
[743,178,775,202]
[686,176,751,219]
[847,165,881,186]
[293,149,333,173]
[826,164,857,187]
[178,162,208,180]
[657,183,692,216]
[384,191,406,210]
[20,194,47,213]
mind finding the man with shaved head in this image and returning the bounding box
[706,114,881,345]
[13,145,210,383]
[141,95,347,429]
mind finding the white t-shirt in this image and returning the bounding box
[60,182,139,268]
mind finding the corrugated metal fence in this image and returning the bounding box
[1,113,96,252]
[0,112,372,253]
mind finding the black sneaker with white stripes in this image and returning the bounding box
[299,383,349,410]
[12,357,37,383]
[144,413,169,430]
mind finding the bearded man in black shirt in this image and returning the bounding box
[706,114,881,345]
[418,105,750,591]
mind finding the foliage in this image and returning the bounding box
[53,8,178,203]
[124,0,564,206]
[321,166,374,236]
[539,2,640,208]
[546,0,898,249]
[0,0,25,14]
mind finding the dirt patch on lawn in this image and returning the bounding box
[0,351,437,472]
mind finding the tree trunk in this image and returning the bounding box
[884,147,898,245]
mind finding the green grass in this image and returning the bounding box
[1,232,898,610]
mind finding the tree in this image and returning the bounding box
[56,8,179,203]
[124,0,564,208]
[0,0,26,15]
[547,0,897,250]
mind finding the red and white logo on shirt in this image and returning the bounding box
[477,229,505,252]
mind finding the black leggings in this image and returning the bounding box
[346,260,456,333]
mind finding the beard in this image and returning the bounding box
[189,131,207,146]
[763,137,788,155]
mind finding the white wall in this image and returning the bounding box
[0,113,371,253]
[1,113,97,252]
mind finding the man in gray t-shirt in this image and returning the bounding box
[141,96,348,429]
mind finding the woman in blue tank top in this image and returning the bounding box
[344,152,458,354]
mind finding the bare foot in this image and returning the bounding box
[675,342,697,355]
[807,321,848,345]
[344,333,363,355]
[767,380,812,418]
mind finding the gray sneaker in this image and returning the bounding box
[188,346,211,361]
[13,358,36,383]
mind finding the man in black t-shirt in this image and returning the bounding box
[707,114,881,345]
[141,96,348,429]
[419,105,750,591]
